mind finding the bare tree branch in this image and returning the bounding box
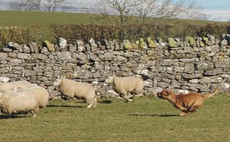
[44,0,68,12]
[9,0,68,12]
[96,0,202,24]
[96,0,140,24]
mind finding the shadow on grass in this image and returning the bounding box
[0,114,27,119]
[129,113,179,117]
[47,100,113,108]
[99,100,113,104]
[47,104,84,108]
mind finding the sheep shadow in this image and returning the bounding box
[47,104,85,108]
[0,114,27,119]
[99,100,113,104]
[129,113,179,117]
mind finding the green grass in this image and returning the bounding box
[0,93,230,142]
[0,10,214,27]
[0,10,228,42]
[0,10,225,29]
[0,11,104,27]
[0,10,107,41]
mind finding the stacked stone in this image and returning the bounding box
[0,35,229,98]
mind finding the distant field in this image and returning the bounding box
[0,10,228,42]
[0,10,221,28]
[0,10,108,40]
[0,10,104,27]
[0,94,230,142]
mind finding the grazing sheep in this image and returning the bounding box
[53,76,97,108]
[105,73,144,101]
[0,80,32,91]
[0,90,40,117]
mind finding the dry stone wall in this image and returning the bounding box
[0,36,230,98]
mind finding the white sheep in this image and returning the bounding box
[18,85,50,108]
[0,77,10,83]
[0,80,32,91]
[53,76,97,108]
[105,73,144,101]
[0,90,40,117]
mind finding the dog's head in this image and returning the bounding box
[157,89,173,99]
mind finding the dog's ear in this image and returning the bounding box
[164,90,171,96]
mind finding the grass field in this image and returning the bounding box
[0,10,229,142]
[0,10,215,27]
[0,93,229,142]
[0,10,228,43]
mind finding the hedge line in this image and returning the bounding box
[0,25,43,48]
[50,23,230,43]
[0,22,230,48]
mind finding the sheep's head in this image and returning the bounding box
[53,76,63,86]
[105,76,114,84]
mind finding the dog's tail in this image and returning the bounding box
[203,88,219,99]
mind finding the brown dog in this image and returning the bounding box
[157,88,219,116]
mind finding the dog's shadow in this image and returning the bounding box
[0,115,27,119]
[129,113,179,117]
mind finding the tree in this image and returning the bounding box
[9,0,26,11]
[44,0,67,12]
[9,0,42,11]
[96,0,202,24]
[132,0,159,23]
[96,0,140,25]
[9,0,68,12]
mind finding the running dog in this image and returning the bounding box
[157,88,219,116]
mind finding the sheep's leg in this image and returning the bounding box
[32,107,39,117]
[134,89,143,97]
[127,98,133,102]
[126,92,134,99]
[32,111,37,118]
[122,95,133,102]
[86,97,96,108]
[86,103,94,108]
[93,98,97,108]
[126,92,135,102]
[119,90,133,102]
[135,93,143,97]
[127,93,135,100]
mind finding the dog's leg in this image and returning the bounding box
[184,101,196,112]
[174,103,188,112]
[179,112,188,116]
[189,107,198,113]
